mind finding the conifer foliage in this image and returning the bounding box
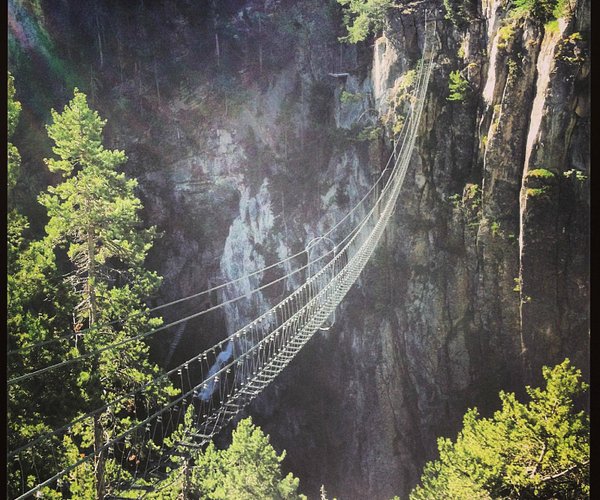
[410,359,589,499]
[32,89,178,497]
[8,74,80,500]
[194,418,306,499]
[148,415,307,499]
[337,0,395,43]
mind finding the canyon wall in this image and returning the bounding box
[9,0,589,498]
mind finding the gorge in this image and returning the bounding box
[8,0,589,498]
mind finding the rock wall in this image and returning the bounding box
[254,2,589,499]
[8,0,589,498]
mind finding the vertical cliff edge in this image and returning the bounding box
[8,0,589,498]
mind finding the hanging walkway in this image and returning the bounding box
[8,16,435,499]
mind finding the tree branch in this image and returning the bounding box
[541,460,589,482]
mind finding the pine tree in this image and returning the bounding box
[39,89,178,497]
[337,0,395,43]
[8,72,21,193]
[147,416,307,499]
[410,359,589,499]
[7,73,82,499]
[193,417,306,499]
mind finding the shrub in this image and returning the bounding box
[527,168,555,179]
[340,90,364,104]
[491,220,501,237]
[563,169,587,182]
[526,187,549,197]
[497,22,516,50]
[510,0,570,23]
[557,32,586,64]
[447,70,469,101]
[443,0,477,29]
[337,0,395,43]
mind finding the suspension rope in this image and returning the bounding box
[7,190,378,386]
[9,133,398,358]
[8,183,392,459]
[9,16,436,499]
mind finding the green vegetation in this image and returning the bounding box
[383,68,417,137]
[526,187,549,197]
[195,418,305,499]
[337,0,394,43]
[8,74,79,499]
[449,183,482,229]
[527,168,555,179]
[38,89,178,497]
[397,69,417,92]
[355,123,383,142]
[525,169,555,198]
[392,115,405,136]
[149,415,307,499]
[507,58,519,78]
[340,90,364,104]
[490,220,501,237]
[513,276,522,292]
[447,70,469,102]
[7,85,179,497]
[557,32,586,64]
[8,73,21,191]
[497,21,517,50]
[410,359,589,499]
[509,0,570,23]
[443,0,477,29]
[545,18,559,32]
[498,0,570,44]
[449,193,462,209]
[563,168,587,182]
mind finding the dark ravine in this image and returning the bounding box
[9,0,589,499]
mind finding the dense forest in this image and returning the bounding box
[8,0,589,498]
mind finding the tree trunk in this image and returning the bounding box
[181,456,191,499]
[93,413,106,499]
[87,227,105,499]
[87,228,97,326]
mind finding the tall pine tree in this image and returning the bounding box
[7,73,81,499]
[39,89,177,497]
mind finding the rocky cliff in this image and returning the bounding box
[9,0,589,498]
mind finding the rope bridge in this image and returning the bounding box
[8,16,435,499]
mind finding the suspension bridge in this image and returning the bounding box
[8,16,436,499]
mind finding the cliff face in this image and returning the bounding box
[289,2,589,498]
[9,0,589,498]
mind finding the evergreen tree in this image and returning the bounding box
[447,70,469,101]
[193,417,306,500]
[511,0,567,22]
[410,359,589,499]
[7,73,81,499]
[38,89,178,497]
[8,72,21,192]
[147,416,306,499]
[337,0,395,43]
